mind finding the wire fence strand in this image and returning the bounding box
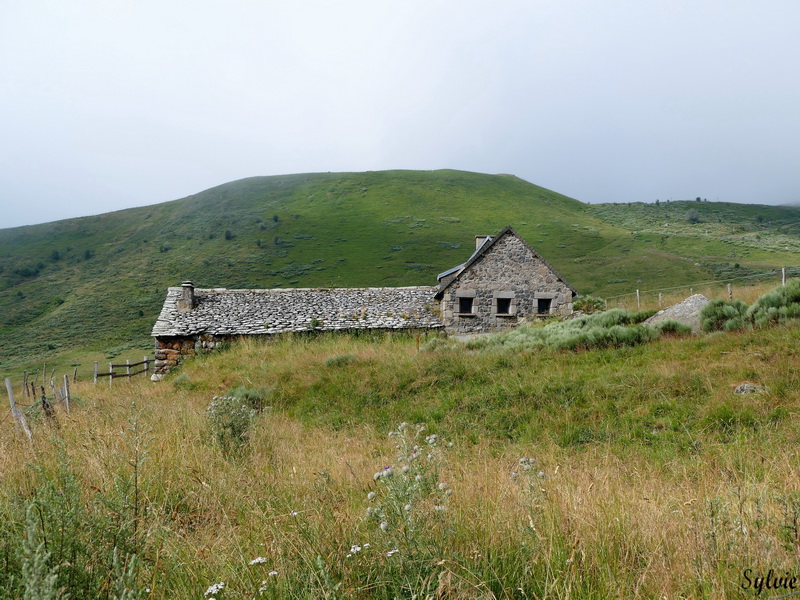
[604,266,799,301]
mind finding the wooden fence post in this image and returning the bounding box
[40,385,56,426]
[63,374,71,414]
[658,293,663,307]
[144,356,149,378]
[94,361,98,384]
[782,267,786,286]
[126,359,131,378]
[636,289,641,309]
[727,283,733,300]
[73,366,78,383]
[109,363,113,387]
[5,378,32,442]
[23,371,28,397]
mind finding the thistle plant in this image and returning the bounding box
[206,395,258,458]
[365,423,454,568]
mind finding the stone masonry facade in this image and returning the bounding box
[436,229,576,335]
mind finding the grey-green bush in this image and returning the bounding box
[206,395,258,458]
[747,279,800,328]
[653,320,693,336]
[573,295,606,314]
[700,299,749,332]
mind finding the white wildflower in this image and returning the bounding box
[374,471,383,481]
[445,488,453,496]
[415,474,423,482]
[404,503,412,511]
[268,571,278,577]
[402,465,410,473]
[386,549,399,557]
[205,582,225,597]
[398,422,409,431]
[366,507,374,516]
[350,544,362,554]
[538,471,546,479]
[438,482,448,490]
[363,543,370,548]
[249,556,268,565]
[380,521,389,531]
[425,434,437,445]
[290,510,299,516]
[367,491,376,500]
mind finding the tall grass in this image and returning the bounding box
[1,321,800,597]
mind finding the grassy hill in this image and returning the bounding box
[1,169,799,377]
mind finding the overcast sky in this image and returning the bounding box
[1,1,799,228]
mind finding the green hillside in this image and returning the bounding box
[1,169,799,376]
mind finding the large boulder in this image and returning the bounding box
[644,294,710,333]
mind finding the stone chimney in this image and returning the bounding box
[177,281,195,313]
[475,235,491,250]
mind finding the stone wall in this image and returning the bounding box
[152,334,231,380]
[441,234,574,335]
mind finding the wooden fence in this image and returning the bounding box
[4,374,72,442]
[3,357,155,440]
[94,357,153,385]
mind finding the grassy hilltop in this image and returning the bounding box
[1,169,799,376]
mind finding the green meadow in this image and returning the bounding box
[1,300,799,598]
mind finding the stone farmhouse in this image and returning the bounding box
[151,226,577,379]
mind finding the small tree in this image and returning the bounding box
[686,209,701,224]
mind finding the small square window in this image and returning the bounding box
[496,297,512,315]
[458,296,474,314]
[537,298,552,314]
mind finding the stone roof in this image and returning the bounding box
[152,286,442,337]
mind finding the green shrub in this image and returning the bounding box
[747,279,800,328]
[573,295,605,314]
[226,386,270,413]
[654,320,693,336]
[468,310,661,353]
[700,299,749,332]
[206,395,258,458]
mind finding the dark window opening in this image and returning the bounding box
[537,298,552,314]
[459,297,474,314]
[496,297,512,315]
